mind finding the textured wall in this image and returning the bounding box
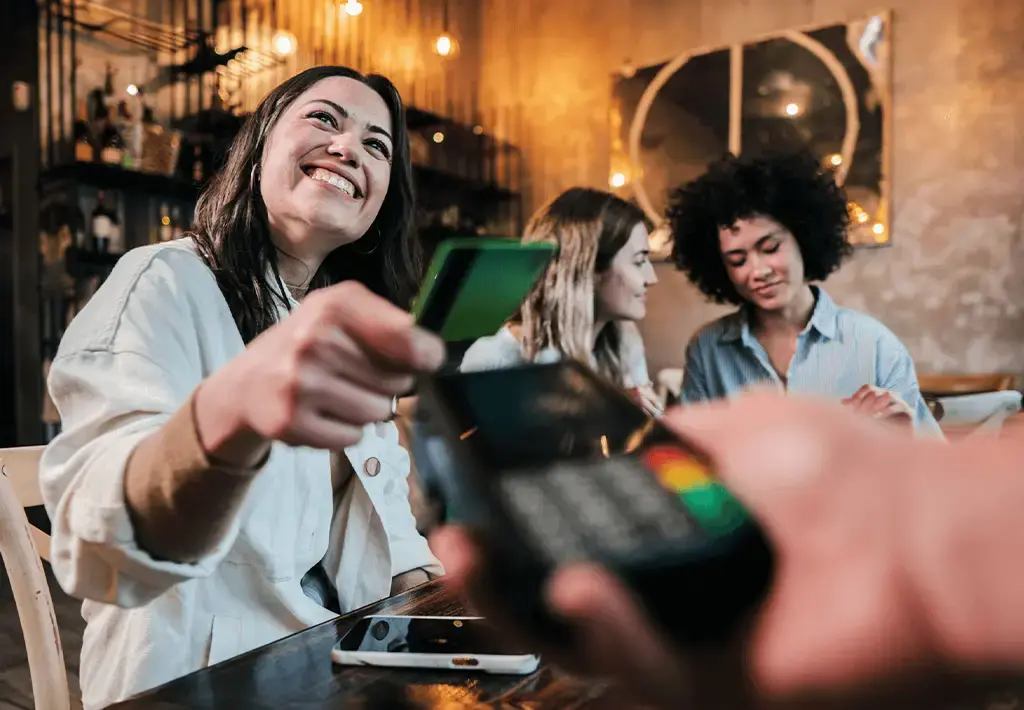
[478,0,1024,378]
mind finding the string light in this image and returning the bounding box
[272,30,297,56]
[126,84,139,96]
[828,153,842,166]
[432,131,445,143]
[785,103,800,116]
[343,0,362,16]
[609,172,627,188]
[435,34,453,57]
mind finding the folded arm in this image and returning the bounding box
[41,251,259,607]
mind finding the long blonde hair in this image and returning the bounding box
[518,187,650,386]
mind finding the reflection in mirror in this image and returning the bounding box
[612,12,892,253]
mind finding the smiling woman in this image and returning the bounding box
[193,65,419,339]
[38,66,445,710]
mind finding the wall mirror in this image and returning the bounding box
[611,12,892,258]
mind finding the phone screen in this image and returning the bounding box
[337,616,524,656]
[430,364,651,468]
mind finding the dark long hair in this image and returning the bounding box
[191,66,419,343]
[519,187,651,386]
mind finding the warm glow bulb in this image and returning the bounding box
[343,0,363,16]
[126,84,139,96]
[610,172,627,188]
[272,30,297,56]
[785,103,799,116]
[472,125,484,135]
[432,131,445,144]
[872,223,885,235]
[829,153,842,166]
[435,35,452,56]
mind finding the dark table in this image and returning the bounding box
[107,580,634,709]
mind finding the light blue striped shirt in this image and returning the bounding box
[682,287,943,436]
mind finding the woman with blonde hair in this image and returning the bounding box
[460,187,661,414]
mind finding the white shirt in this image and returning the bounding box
[459,323,651,387]
[39,239,442,710]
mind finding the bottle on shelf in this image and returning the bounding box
[170,206,183,240]
[103,62,118,114]
[108,206,124,254]
[90,191,116,253]
[192,144,204,183]
[99,116,125,166]
[158,203,173,243]
[73,98,94,162]
[117,100,142,170]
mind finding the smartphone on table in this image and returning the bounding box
[411,238,555,342]
[411,360,775,646]
[331,615,540,674]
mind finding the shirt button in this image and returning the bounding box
[363,457,381,477]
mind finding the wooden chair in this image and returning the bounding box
[0,447,72,710]
[918,373,1018,397]
[0,446,51,561]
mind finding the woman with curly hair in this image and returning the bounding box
[667,150,939,434]
[460,187,662,416]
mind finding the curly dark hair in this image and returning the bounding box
[665,149,853,306]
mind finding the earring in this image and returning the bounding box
[249,164,259,193]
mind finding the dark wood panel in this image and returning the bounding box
[108,580,631,710]
[0,0,42,446]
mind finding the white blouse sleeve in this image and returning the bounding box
[39,248,249,608]
[458,328,527,372]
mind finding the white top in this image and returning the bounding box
[459,323,651,388]
[39,239,441,710]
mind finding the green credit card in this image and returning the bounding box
[412,238,556,342]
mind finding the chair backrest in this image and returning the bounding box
[0,453,71,710]
[919,373,1018,396]
[0,446,51,561]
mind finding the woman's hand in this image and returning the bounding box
[195,281,445,466]
[628,384,665,419]
[842,384,913,428]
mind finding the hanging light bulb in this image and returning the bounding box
[272,30,297,56]
[434,0,458,58]
[435,33,454,57]
[343,0,363,16]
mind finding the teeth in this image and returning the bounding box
[308,167,359,198]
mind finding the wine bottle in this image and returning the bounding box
[192,144,204,183]
[116,100,140,170]
[91,191,114,252]
[103,62,117,114]
[108,203,123,254]
[158,203,173,242]
[73,98,94,162]
[170,206,183,239]
[99,119,124,166]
